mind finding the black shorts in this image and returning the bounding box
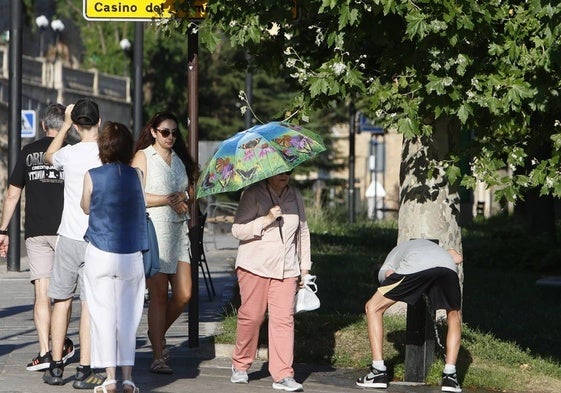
[378,267,461,310]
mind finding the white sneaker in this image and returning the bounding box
[230,365,248,384]
[272,377,303,392]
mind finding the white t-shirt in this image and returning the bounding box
[378,239,457,284]
[52,142,101,240]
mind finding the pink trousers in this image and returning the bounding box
[232,268,299,381]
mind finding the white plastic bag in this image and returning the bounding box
[295,274,320,313]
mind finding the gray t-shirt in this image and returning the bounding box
[378,239,457,284]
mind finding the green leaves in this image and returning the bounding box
[398,117,418,139]
[445,163,462,185]
[505,81,535,108]
[198,25,221,52]
[425,74,454,95]
[405,10,429,39]
[457,104,472,124]
[176,0,561,202]
[338,3,360,30]
[310,77,330,98]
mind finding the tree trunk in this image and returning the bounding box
[396,127,464,303]
[397,118,463,266]
[397,118,464,382]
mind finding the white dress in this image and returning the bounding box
[142,145,191,273]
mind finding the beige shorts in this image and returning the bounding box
[25,236,58,283]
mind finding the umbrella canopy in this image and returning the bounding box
[196,121,326,199]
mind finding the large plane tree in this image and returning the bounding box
[163,1,561,253]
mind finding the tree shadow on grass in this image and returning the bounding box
[293,313,364,365]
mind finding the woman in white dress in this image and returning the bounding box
[132,112,199,374]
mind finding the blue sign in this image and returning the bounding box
[358,112,384,134]
[21,110,36,138]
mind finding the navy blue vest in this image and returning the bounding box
[84,163,148,253]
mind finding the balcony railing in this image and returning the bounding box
[0,45,130,102]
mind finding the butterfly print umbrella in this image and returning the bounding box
[196,121,326,199]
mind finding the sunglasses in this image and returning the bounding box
[281,170,293,176]
[156,128,178,138]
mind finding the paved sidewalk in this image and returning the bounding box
[0,233,487,393]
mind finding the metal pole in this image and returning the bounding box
[7,0,22,272]
[348,103,356,223]
[39,31,44,58]
[372,139,378,221]
[133,22,143,138]
[187,27,200,348]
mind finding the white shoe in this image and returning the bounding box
[230,365,248,384]
[272,377,303,391]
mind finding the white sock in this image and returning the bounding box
[372,360,386,371]
[444,364,456,374]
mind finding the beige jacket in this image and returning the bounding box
[232,181,312,279]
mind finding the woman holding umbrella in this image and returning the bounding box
[229,171,312,392]
[131,111,198,374]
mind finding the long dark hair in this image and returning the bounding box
[135,111,199,186]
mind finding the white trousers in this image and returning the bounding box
[84,244,145,368]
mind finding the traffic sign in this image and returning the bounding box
[83,0,207,21]
[357,112,384,134]
[21,110,36,139]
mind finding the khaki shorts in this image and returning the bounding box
[48,235,88,301]
[25,236,58,282]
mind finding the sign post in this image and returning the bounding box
[187,26,200,348]
[83,0,207,21]
[82,0,207,347]
[8,0,22,272]
[357,112,384,134]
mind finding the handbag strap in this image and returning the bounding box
[294,191,302,262]
[135,168,148,211]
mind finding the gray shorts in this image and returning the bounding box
[48,235,88,301]
[25,235,58,282]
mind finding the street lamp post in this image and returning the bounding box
[50,18,64,59]
[119,38,132,76]
[35,15,48,57]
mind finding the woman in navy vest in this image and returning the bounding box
[81,121,147,393]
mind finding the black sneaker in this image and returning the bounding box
[441,372,462,392]
[72,367,105,389]
[43,361,64,385]
[27,351,52,371]
[62,337,75,364]
[73,365,89,382]
[356,365,388,388]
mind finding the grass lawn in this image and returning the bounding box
[216,213,561,392]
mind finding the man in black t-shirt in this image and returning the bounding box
[0,104,74,371]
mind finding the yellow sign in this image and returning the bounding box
[83,0,207,21]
